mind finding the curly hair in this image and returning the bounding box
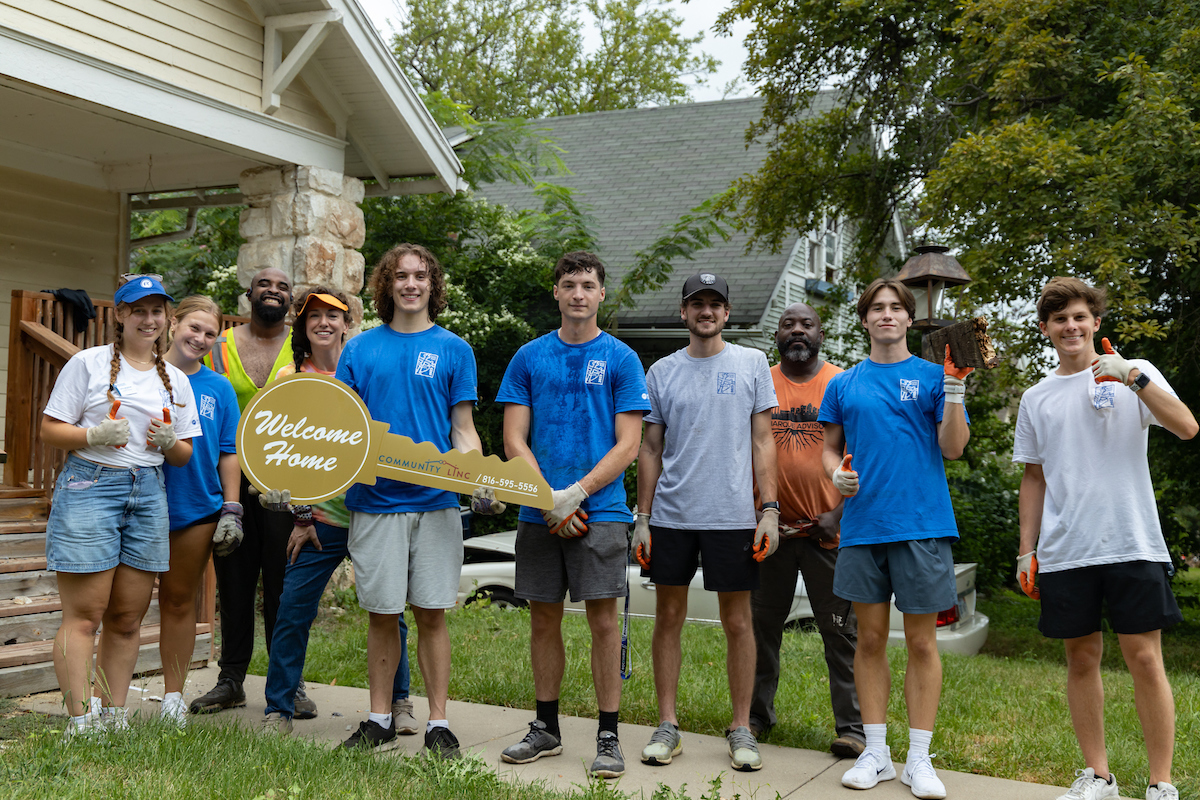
[553,251,606,285]
[290,285,352,371]
[369,243,447,323]
[1037,276,1106,323]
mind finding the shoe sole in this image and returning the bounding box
[188,699,246,715]
[843,764,897,790]
[900,771,946,799]
[831,739,866,759]
[396,724,420,736]
[641,744,682,766]
[731,756,762,772]
[590,767,625,779]
[501,744,563,764]
[293,708,317,720]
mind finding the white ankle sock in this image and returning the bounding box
[864,723,887,753]
[427,719,449,732]
[71,714,89,728]
[163,692,182,704]
[908,728,933,761]
[368,712,392,727]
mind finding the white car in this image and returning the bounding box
[458,531,988,655]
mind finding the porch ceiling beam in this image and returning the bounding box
[347,130,389,191]
[263,11,342,115]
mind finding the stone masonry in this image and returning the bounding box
[236,165,366,326]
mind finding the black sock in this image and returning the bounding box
[536,699,560,737]
[598,710,619,736]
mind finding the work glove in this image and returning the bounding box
[632,512,652,569]
[86,400,130,447]
[943,344,973,405]
[752,507,781,562]
[146,408,177,450]
[470,486,507,516]
[832,454,858,497]
[543,482,589,538]
[1091,337,1133,385]
[213,502,244,557]
[258,488,291,512]
[1017,551,1041,600]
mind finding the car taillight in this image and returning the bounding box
[936,605,959,627]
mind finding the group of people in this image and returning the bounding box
[40,246,1194,800]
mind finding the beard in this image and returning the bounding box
[252,295,288,325]
[780,338,818,362]
[686,315,726,339]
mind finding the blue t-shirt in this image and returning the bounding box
[817,355,966,546]
[335,324,478,513]
[163,365,239,530]
[496,331,650,524]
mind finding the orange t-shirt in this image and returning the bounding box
[755,361,844,532]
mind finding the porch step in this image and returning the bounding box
[0,533,46,558]
[0,495,48,522]
[0,623,210,669]
[0,593,161,645]
[0,557,47,575]
[0,568,57,600]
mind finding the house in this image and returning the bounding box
[476,97,905,363]
[0,0,462,695]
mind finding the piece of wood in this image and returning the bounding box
[0,557,48,576]
[0,568,57,599]
[922,316,1000,369]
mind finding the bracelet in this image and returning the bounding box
[292,504,314,528]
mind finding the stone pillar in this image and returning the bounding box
[236,165,366,326]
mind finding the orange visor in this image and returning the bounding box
[299,292,349,316]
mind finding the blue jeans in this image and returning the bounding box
[264,521,410,717]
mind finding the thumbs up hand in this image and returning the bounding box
[86,400,130,447]
[1092,337,1133,385]
[832,454,858,497]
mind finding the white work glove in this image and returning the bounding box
[258,488,291,512]
[212,502,244,557]
[832,454,858,497]
[146,417,177,451]
[1016,551,1041,600]
[86,402,130,448]
[542,482,589,538]
[1091,337,1133,385]
[753,507,781,562]
[470,486,507,516]
[632,512,652,569]
[943,344,973,405]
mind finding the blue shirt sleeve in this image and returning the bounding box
[495,345,532,408]
[611,346,650,414]
[818,371,844,425]
[218,377,239,454]
[449,337,478,407]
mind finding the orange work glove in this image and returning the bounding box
[944,345,973,404]
[831,454,858,497]
[86,400,130,448]
[1091,337,1133,384]
[1017,551,1041,600]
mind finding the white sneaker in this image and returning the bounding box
[1146,782,1179,800]
[902,754,946,799]
[99,706,131,733]
[842,747,897,789]
[161,695,188,728]
[1057,768,1119,800]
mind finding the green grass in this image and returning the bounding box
[241,571,1200,793]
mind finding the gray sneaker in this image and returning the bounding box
[293,679,317,720]
[590,731,625,778]
[641,721,682,765]
[391,697,419,735]
[726,725,762,771]
[260,712,293,736]
[501,720,562,764]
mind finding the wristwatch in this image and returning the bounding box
[1131,372,1151,393]
[760,501,780,512]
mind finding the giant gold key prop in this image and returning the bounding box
[237,373,552,508]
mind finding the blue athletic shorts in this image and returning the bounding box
[833,539,956,614]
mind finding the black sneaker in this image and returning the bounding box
[501,720,562,764]
[293,679,317,720]
[188,678,246,714]
[341,719,397,750]
[424,726,461,759]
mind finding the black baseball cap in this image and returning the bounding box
[682,273,729,303]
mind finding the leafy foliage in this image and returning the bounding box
[129,205,243,307]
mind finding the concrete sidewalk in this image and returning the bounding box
[20,664,1132,800]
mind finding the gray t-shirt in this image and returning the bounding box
[645,343,777,529]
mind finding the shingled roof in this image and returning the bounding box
[476,97,808,328]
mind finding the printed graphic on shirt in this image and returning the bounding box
[717,372,736,394]
[415,352,439,379]
[771,403,822,450]
[585,360,607,386]
[1092,383,1116,409]
[900,379,919,402]
[200,393,216,421]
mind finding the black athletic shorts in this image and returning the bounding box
[1038,560,1182,639]
[644,525,759,593]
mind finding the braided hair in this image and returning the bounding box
[107,299,181,408]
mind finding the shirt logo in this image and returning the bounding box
[585,360,607,386]
[900,379,919,401]
[200,393,216,421]
[1093,383,1116,409]
[717,372,736,394]
[415,352,438,379]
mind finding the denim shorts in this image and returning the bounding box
[833,538,956,614]
[45,453,170,573]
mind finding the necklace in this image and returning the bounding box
[123,354,155,366]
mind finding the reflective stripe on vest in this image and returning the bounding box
[209,336,231,376]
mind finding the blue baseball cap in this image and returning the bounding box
[114,275,173,305]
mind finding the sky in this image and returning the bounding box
[353,0,754,103]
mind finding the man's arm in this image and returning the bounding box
[822,422,847,481]
[937,403,970,459]
[449,400,484,454]
[1018,462,1046,555]
[502,403,542,475]
[636,422,665,515]
[576,411,643,496]
[750,409,777,505]
[1130,369,1199,440]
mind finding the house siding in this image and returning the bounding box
[0,0,337,138]
[0,165,121,449]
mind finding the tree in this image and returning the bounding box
[130,205,243,308]
[716,0,1200,563]
[392,0,719,120]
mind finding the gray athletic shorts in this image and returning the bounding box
[514,520,629,603]
[833,538,956,614]
[347,508,463,613]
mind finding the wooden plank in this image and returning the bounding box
[0,209,117,255]
[20,320,80,369]
[0,569,56,600]
[0,631,211,698]
[0,520,47,534]
[0,487,50,499]
[0,558,48,576]
[0,603,162,645]
[3,292,39,488]
[0,533,45,559]
[0,623,175,668]
[0,595,61,619]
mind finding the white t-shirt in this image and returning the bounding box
[1012,359,1172,572]
[44,345,202,468]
